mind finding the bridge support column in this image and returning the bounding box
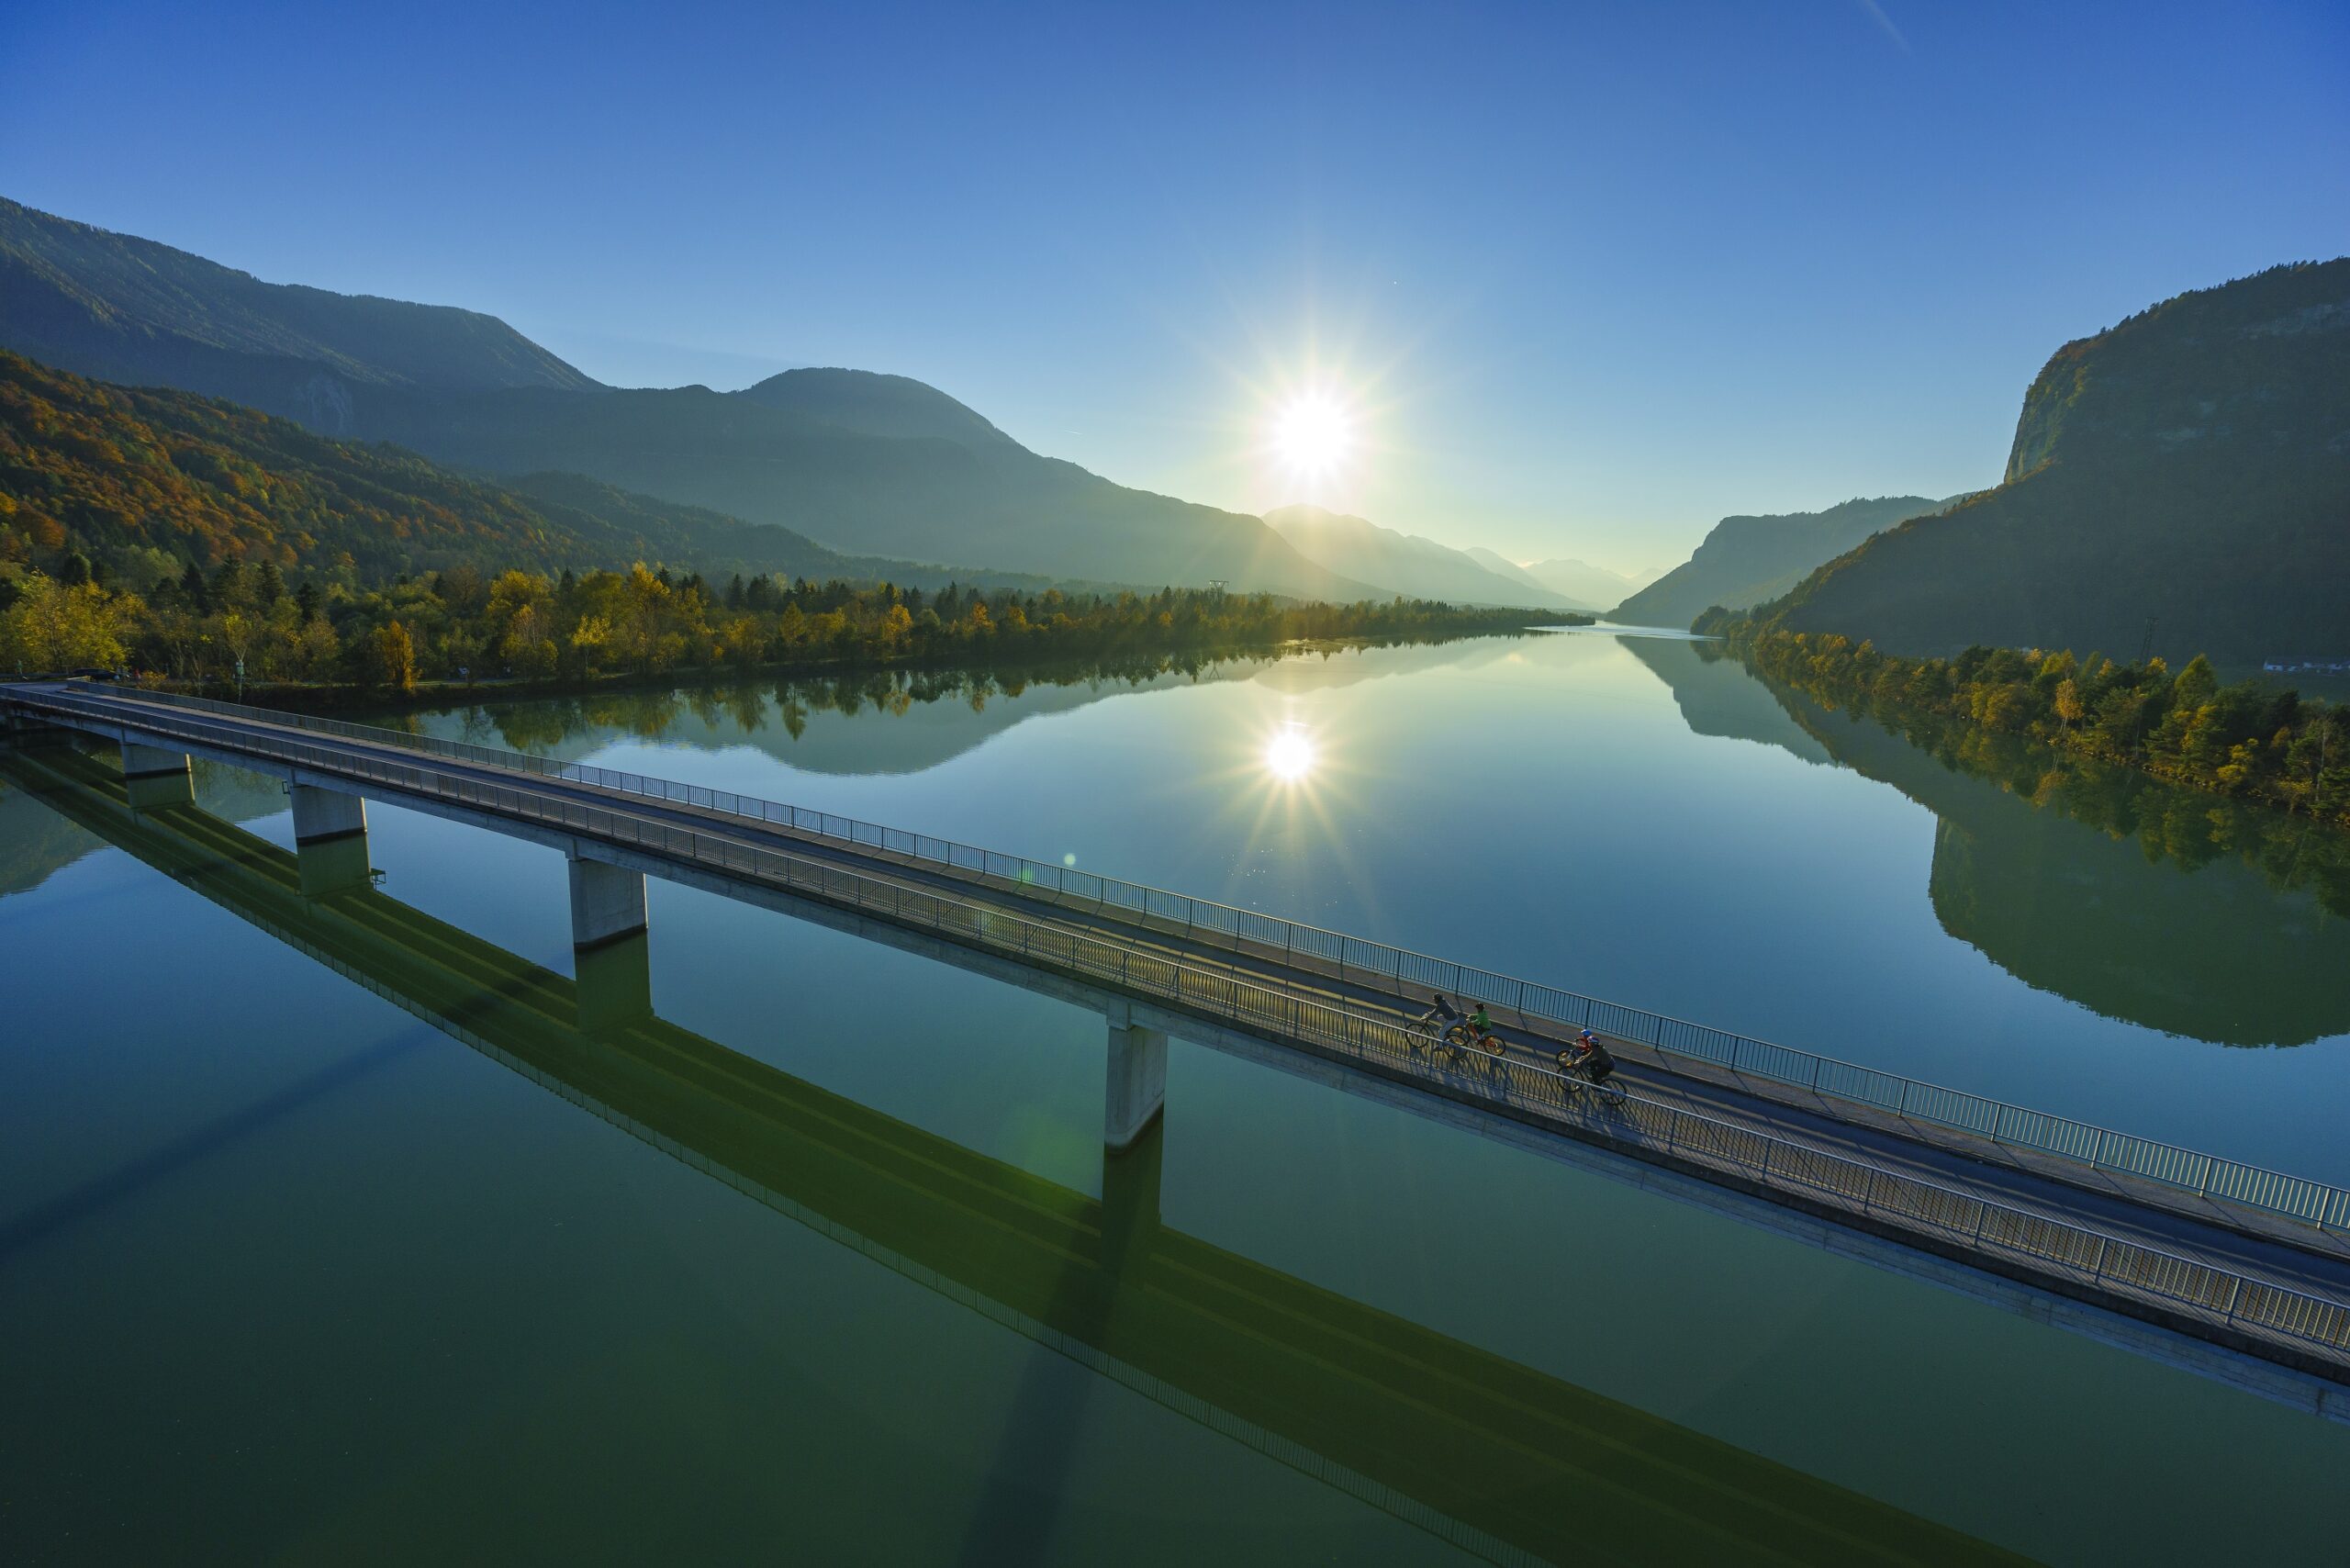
[1103,1001,1167,1151]
[120,742,193,810]
[291,785,373,896]
[569,854,652,1032]
[568,855,648,950]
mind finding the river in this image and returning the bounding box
[2,626,2342,1563]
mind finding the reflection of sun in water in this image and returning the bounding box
[1265,723,1316,782]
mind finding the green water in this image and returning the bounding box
[3,627,2344,1564]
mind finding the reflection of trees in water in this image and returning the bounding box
[1625,637,2350,1046]
[1750,657,2350,1047]
[469,649,1293,757]
[1740,639,2350,922]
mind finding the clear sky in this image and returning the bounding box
[5,1,2345,570]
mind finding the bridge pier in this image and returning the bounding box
[568,854,648,950]
[120,742,193,810]
[569,854,653,1032]
[1103,1001,1168,1151]
[291,785,373,896]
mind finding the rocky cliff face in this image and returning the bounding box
[1774,259,2350,671]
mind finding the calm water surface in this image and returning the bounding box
[3,627,2344,1564]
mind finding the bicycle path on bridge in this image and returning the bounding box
[7,680,2348,1384]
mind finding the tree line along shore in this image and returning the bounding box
[1696,608,2349,832]
[0,556,1585,698]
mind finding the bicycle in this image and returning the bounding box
[1557,1048,1626,1105]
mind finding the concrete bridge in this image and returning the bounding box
[5,679,2348,1402]
[0,740,2033,1566]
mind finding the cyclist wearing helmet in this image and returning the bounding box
[1564,1028,1617,1083]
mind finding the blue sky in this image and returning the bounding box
[5,1,2344,569]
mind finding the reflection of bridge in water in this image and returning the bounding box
[5,681,2348,1406]
[2,741,2026,1566]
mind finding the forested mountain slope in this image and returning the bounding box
[0,352,1002,588]
[0,197,597,422]
[1773,261,2350,670]
[0,199,1378,598]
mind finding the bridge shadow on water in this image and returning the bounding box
[1,739,2028,1567]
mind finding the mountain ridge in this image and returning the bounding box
[1770,260,2350,669]
[0,197,1382,599]
[1610,495,1948,627]
[0,350,1068,593]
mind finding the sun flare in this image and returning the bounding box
[1270,393,1354,477]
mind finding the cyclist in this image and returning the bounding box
[1418,992,1461,1027]
[1563,1028,1617,1084]
[1467,1002,1494,1041]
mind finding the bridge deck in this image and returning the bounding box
[6,680,2347,1384]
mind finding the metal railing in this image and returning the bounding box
[15,680,2350,1238]
[13,690,2349,1371]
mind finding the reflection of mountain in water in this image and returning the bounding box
[1624,636,2350,1047]
[410,637,1521,778]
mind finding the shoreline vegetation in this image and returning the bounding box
[0,557,1586,705]
[1695,608,2350,834]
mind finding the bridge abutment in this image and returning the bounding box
[120,742,193,809]
[1103,1001,1168,1151]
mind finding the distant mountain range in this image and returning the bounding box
[1771,261,2350,670]
[1609,496,1952,628]
[0,198,1379,599]
[0,351,1064,592]
[1514,554,1659,611]
[1261,506,1574,609]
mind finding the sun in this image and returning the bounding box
[1270,393,1353,478]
